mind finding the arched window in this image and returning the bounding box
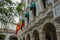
[32,30,40,40]
[43,23,57,40]
[26,34,30,40]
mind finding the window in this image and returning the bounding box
[28,0,29,4]
[30,2,36,20]
[42,0,46,8]
[42,0,52,8]
[27,16,29,23]
[32,6,36,19]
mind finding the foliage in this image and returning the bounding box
[0,34,5,40]
[9,36,13,40]
[9,36,17,40]
[0,0,13,24]
[0,0,24,29]
[16,2,24,15]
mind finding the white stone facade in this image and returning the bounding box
[0,29,16,40]
[17,0,60,40]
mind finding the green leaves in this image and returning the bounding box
[0,0,14,24]
[16,3,24,15]
[8,7,13,13]
[0,8,2,13]
[9,36,13,40]
[5,0,13,4]
[0,34,5,40]
[0,0,24,26]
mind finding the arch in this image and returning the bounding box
[26,34,30,40]
[43,23,56,31]
[32,30,40,40]
[42,23,57,40]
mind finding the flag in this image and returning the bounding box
[16,24,20,34]
[20,19,23,30]
[22,18,25,28]
[22,23,25,28]
[20,23,25,30]
[20,18,25,30]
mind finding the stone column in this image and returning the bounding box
[56,33,60,40]
[40,0,44,11]
[56,30,60,40]
[36,0,44,16]
[30,10,34,22]
[51,0,56,18]
[25,18,28,27]
[21,38,23,40]
[30,33,35,40]
[25,35,27,40]
[56,25,60,40]
[39,32,45,40]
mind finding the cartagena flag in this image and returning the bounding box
[16,24,20,34]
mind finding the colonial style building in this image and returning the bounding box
[17,0,60,40]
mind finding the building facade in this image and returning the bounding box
[17,0,60,40]
[0,29,17,40]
